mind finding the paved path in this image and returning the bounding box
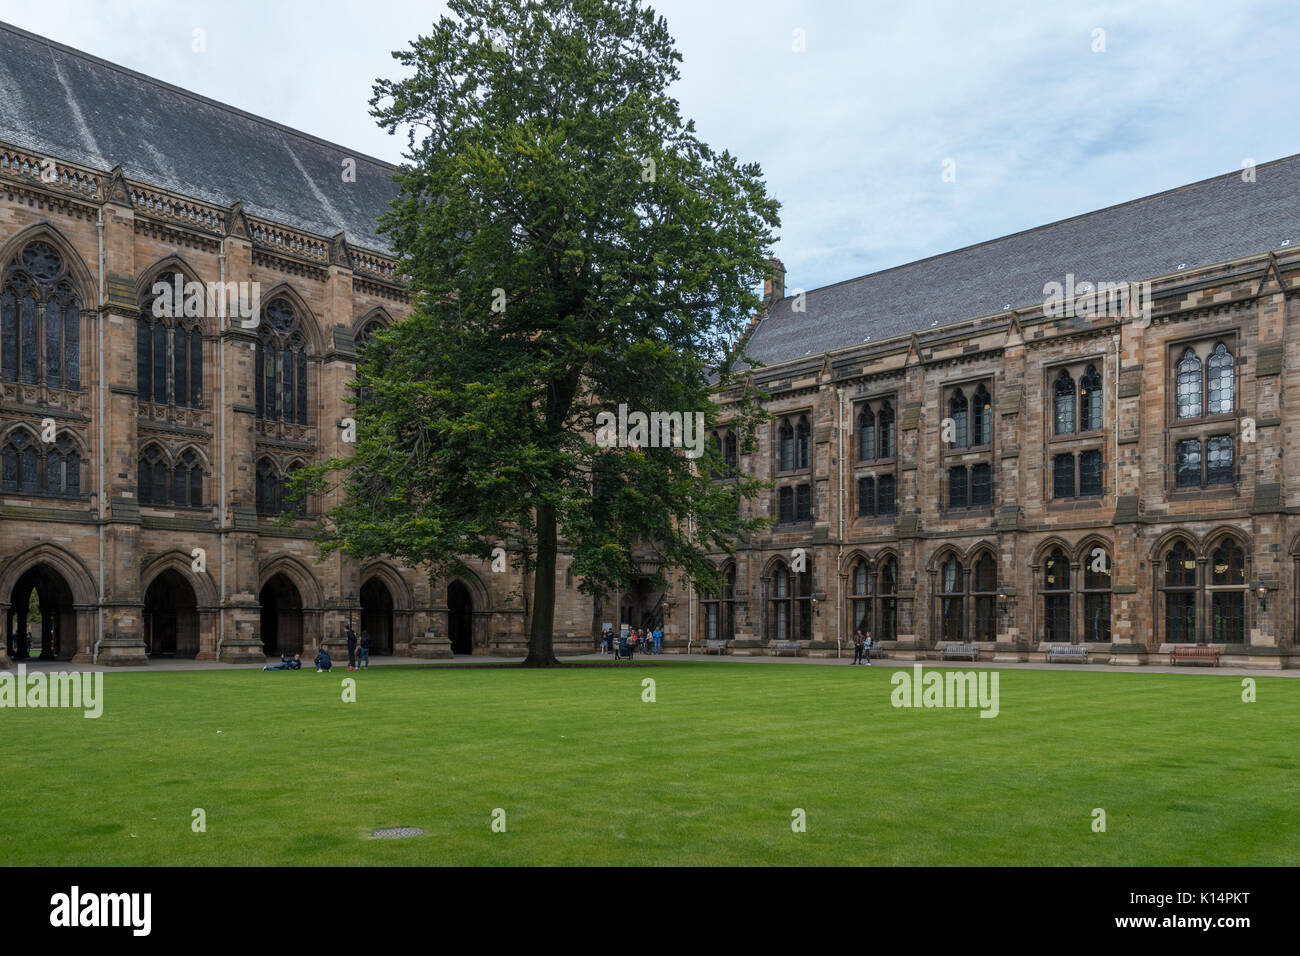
[3,650,1296,678]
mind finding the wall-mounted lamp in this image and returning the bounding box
[347,590,356,627]
[1255,585,1268,613]
[997,588,1010,616]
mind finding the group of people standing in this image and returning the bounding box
[601,625,662,658]
[851,627,873,665]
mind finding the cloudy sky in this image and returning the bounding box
[2,0,1297,292]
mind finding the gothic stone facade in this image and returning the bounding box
[0,148,613,666]
[672,247,1300,669]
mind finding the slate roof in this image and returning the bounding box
[748,153,1300,366]
[0,20,400,251]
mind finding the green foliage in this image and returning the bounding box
[296,0,779,661]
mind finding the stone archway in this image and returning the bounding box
[259,573,303,657]
[143,569,200,658]
[448,580,473,655]
[360,577,395,655]
[6,563,76,661]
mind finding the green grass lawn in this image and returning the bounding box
[1,661,1295,865]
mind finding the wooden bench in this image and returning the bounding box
[1170,644,1220,667]
[1046,644,1090,664]
[769,640,802,657]
[940,642,979,661]
[703,639,728,655]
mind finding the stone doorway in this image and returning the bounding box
[143,569,200,658]
[6,564,76,661]
[448,580,473,655]
[360,577,394,655]
[259,573,303,657]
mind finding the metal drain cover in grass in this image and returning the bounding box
[371,826,425,839]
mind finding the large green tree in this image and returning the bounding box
[304,0,778,665]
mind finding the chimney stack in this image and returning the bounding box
[762,257,786,308]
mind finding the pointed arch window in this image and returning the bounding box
[1209,539,1245,644]
[138,273,203,407]
[1053,369,1076,435]
[973,552,998,641]
[778,420,795,470]
[256,299,310,425]
[939,555,964,642]
[1,429,39,493]
[1206,343,1234,415]
[1,240,81,390]
[858,406,875,461]
[1082,547,1112,643]
[794,416,811,469]
[721,564,736,640]
[47,435,81,498]
[771,563,791,641]
[1043,548,1071,641]
[1163,541,1198,643]
[1079,364,1103,432]
[1175,349,1203,419]
[256,457,280,515]
[948,389,969,448]
[851,560,869,635]
[972,385,991,446]
[877,556,898,641]
[878,402,896,458]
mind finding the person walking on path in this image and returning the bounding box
[863,630,873,666]
[653,626,663,654]
[852,628,865,665]
[357,629,371,669]
[345,625,358,670]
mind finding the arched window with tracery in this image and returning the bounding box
[172,449,204,508]
[1079,364,1103,431]
[1176,349,1203,419]
[1206,343,1235,416]
[877,556,898,641]
[1209,539,1245,644]
[1082,546,1112,643]
[972,552,997,641]
[1,429,38,493]
[255,298,309,425]
[1053,369,1076,435]
[851,560,869,634]
[858,406,875,461]
[769,559,813,642]
[1,240,81,389]
[1043,548,1070,641]
[972,384,991,446]
[138,273,203,407]
[256,457,281,515]
[1163,540,1197,643]
[939,555,964,641]
[778,419,794,471]
[948,389,968,448]
[794,416,811,469]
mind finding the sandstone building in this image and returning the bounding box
[3,23,1299,669]
[685,159,1300,669]
[0,23,609,666]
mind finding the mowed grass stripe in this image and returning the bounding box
[0,663,1294,865]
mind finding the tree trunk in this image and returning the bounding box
[523,500,561,666]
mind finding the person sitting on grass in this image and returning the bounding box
[263,653,302,671]
[314,647,332,672]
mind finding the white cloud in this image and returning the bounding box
[3,0,1296,292]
